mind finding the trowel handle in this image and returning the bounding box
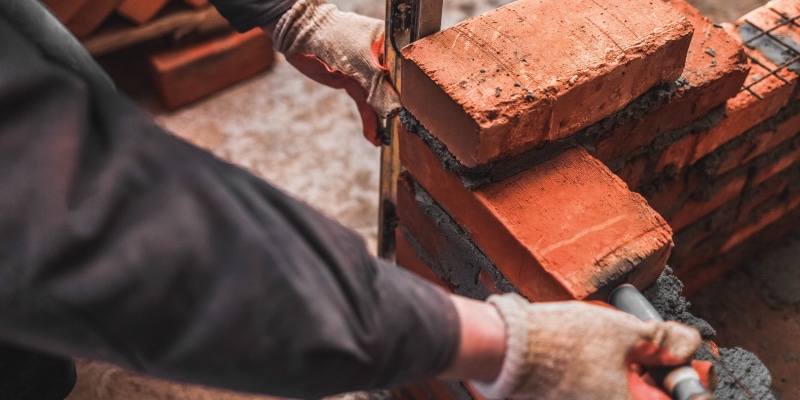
[608,284,717,400]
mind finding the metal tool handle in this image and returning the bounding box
[609,284,717,400]
[378,0,443,260]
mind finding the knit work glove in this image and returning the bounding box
[272,0,401,145]
[473,293,707,400]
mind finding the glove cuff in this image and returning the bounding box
[472,293,530,399]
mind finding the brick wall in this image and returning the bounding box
[392,0,800,397]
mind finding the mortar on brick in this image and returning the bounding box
[643,267,774,399]
[397,173,516,300]
[400,81,678,190]
[400,0,693,168]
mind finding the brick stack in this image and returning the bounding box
[41,0,275,110]
[597,0,800,295]
[392,0,800,397]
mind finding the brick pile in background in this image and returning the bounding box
[391,0,800,398]
[42,0,275,110]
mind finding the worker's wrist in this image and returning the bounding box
[438,295,506,382]
[471,293,531,399]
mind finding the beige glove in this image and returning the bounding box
[271,0,402,145]
[472,293,703,400]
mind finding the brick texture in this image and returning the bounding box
[399,126,673,301]
[400,0,693,168]
[149,30,275,110]
[395,0,800,315]
[593,0,748,165]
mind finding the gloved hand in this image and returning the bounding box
[472,293,707,400]
[271,0,402,145]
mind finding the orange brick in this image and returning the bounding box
[116,0,169,25]
[691,61,795,164]
[743,112,800,165]
[66,0,123,39]
[595,0,748,165]
[396,172,510,299]
[149,30,275,110]
[657,133,698,174]
[722,191,800,252]
[400,0,693,167]
[738,171,791,222]
[752,145,800,186]
[395,227,452,292]
[667,174,747,231]
[688,12,800,163]
[616,154,648,190]
[42,0,90,22]
[399,127,673,301]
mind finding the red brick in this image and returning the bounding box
[399,127,673,301]
[615,154,648,190]
[116,0,170,25]
[591,0,748,164]
[721,191,800,252]
[396,174,447,268]
[149,30,275,110]
[752,145,800,187]
[42,0,90,22]
[66,0,123,39]
[689,15,799,163]
[646,176,690,218]
[743,112,800,165]
[738,173,790,222]
[667,174,747,231]
[715,140,757,176]
[657,133,697,174]
[395,172,508,298]
[395,227,452,292]
[400,0,693,167]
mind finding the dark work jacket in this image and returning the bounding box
[0,3,459,398]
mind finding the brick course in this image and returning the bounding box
[399,125,673,300]
[400,0,693,168]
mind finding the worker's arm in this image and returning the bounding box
[0,16,458,398]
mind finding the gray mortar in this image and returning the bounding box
[636,100,800,222]
[696,346,776,400]
[644,267,775,399]
[400,82,676,190]
[644,266,717,338]
[402,178,515,299]
[739,22,800,74]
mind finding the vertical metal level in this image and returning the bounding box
[378,0,442,260]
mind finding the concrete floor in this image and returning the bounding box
[66,0,799,399]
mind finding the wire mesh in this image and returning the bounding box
[740,6,800,99]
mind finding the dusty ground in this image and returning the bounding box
[66,0,796,399]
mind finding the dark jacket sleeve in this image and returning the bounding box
[208,0,298,32]
[0,17,459,398]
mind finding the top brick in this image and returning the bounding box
[401,0,693,168]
